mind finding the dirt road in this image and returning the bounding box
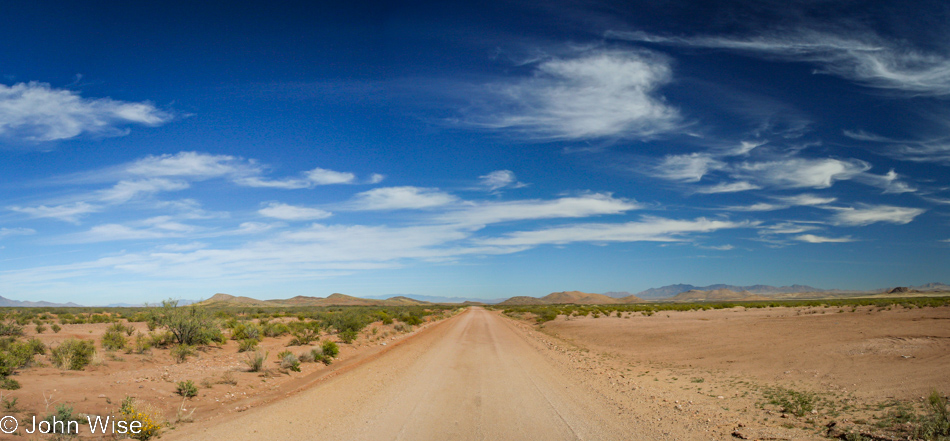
[169,307,651,440]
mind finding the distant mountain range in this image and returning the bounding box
[0,296,82,308]
[1,282,947,308]
[629,284,828,299]
[362,294,509,304]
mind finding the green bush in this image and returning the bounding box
[176,380,198,398]
[279,352,301,372]
[35,323,47,334]
[155,300,221,346]
[51,339,96,370]
[238,338,258,352]
[244,350,267,372]
[43,404,80,434]
[915,390,950,440]
[0,376,20,390]
[171,344,195,363]
[321,340,339,358]
[0,321,23,337]
[288,328,318,346]
[338,330,357,344]
[51,323,62,333]
[102,328,127,351]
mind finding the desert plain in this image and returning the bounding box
[0,296,948,440]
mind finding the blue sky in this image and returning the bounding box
[1,0,948,303]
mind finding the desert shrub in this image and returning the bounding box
[0,338,47,375]
[536,310,557,323]
[43,403,80,434]
[338,330,358,344]
[915,390,950,440]
[279,352,301,372]
[147,331,176,348]
[298,350,315,363]
[176,380,198,398]
[244,350,267,372]
[0,321,23,337]
[118,397,163,441]
[321,340,339,358]
[219,371,237,385]
[262,322,290,337]
[102,328,127,351]
[51,339,96,370]
[764,387,818,417]
[171,344,195,363]
[238,338,258,352]
[51,323,62,333]
[0,377,20,390]
[230,323,263,342]
[132,333,152,354]
[155,300,221,346]
[288,328,319,346]
[35,323,47,334]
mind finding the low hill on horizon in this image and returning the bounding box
[195,293,430,307]
[667,289,771,303]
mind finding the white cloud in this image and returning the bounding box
[825,204,926,226]
[734,158,870,189]
[795,234,857,243]
[609,29,950,96]
[125,152,364,188]
[844,129,950,165]
[724,203,785,212]
[125,152,246,179]
[437,193,639,226]
[97,178,190,203]
[470,49,681,140]
[773,194,837,206]
[258,202,332,221]
[694,181,761,194]
[760,222,822,235]
[478,170,526,191]
[853,169,916,194]
[0,81,172,141]
[8,202,99,223]
[0,227,35,238]
[78,224,188,242]
[477,216,751,247]
[306,168,356,185]
[728,193,838,212]
[350,187,459,210]
[653,153,723,182]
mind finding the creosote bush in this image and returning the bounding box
[176,380,198,398]
[51,338,96,370]
[245,350,267,372]
[171,344,195,363]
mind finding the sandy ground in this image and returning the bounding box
[3,315,446,438]
[543,305,950,401]
[167,307,802,441]
[11,304,946,440]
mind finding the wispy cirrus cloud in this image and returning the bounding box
[437,193,639,227]
[467,49,682,140]
[845,129,950,165]
[0,227,35,238]
[349,187,459,210]
[258,202,332,221]
[477,216,752,247]
[824,204,926,226]
[8,202,99,223]
[478,170,527,192]
[608,29,950,96]
[0,81,172,142]
[795,234,857,243]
